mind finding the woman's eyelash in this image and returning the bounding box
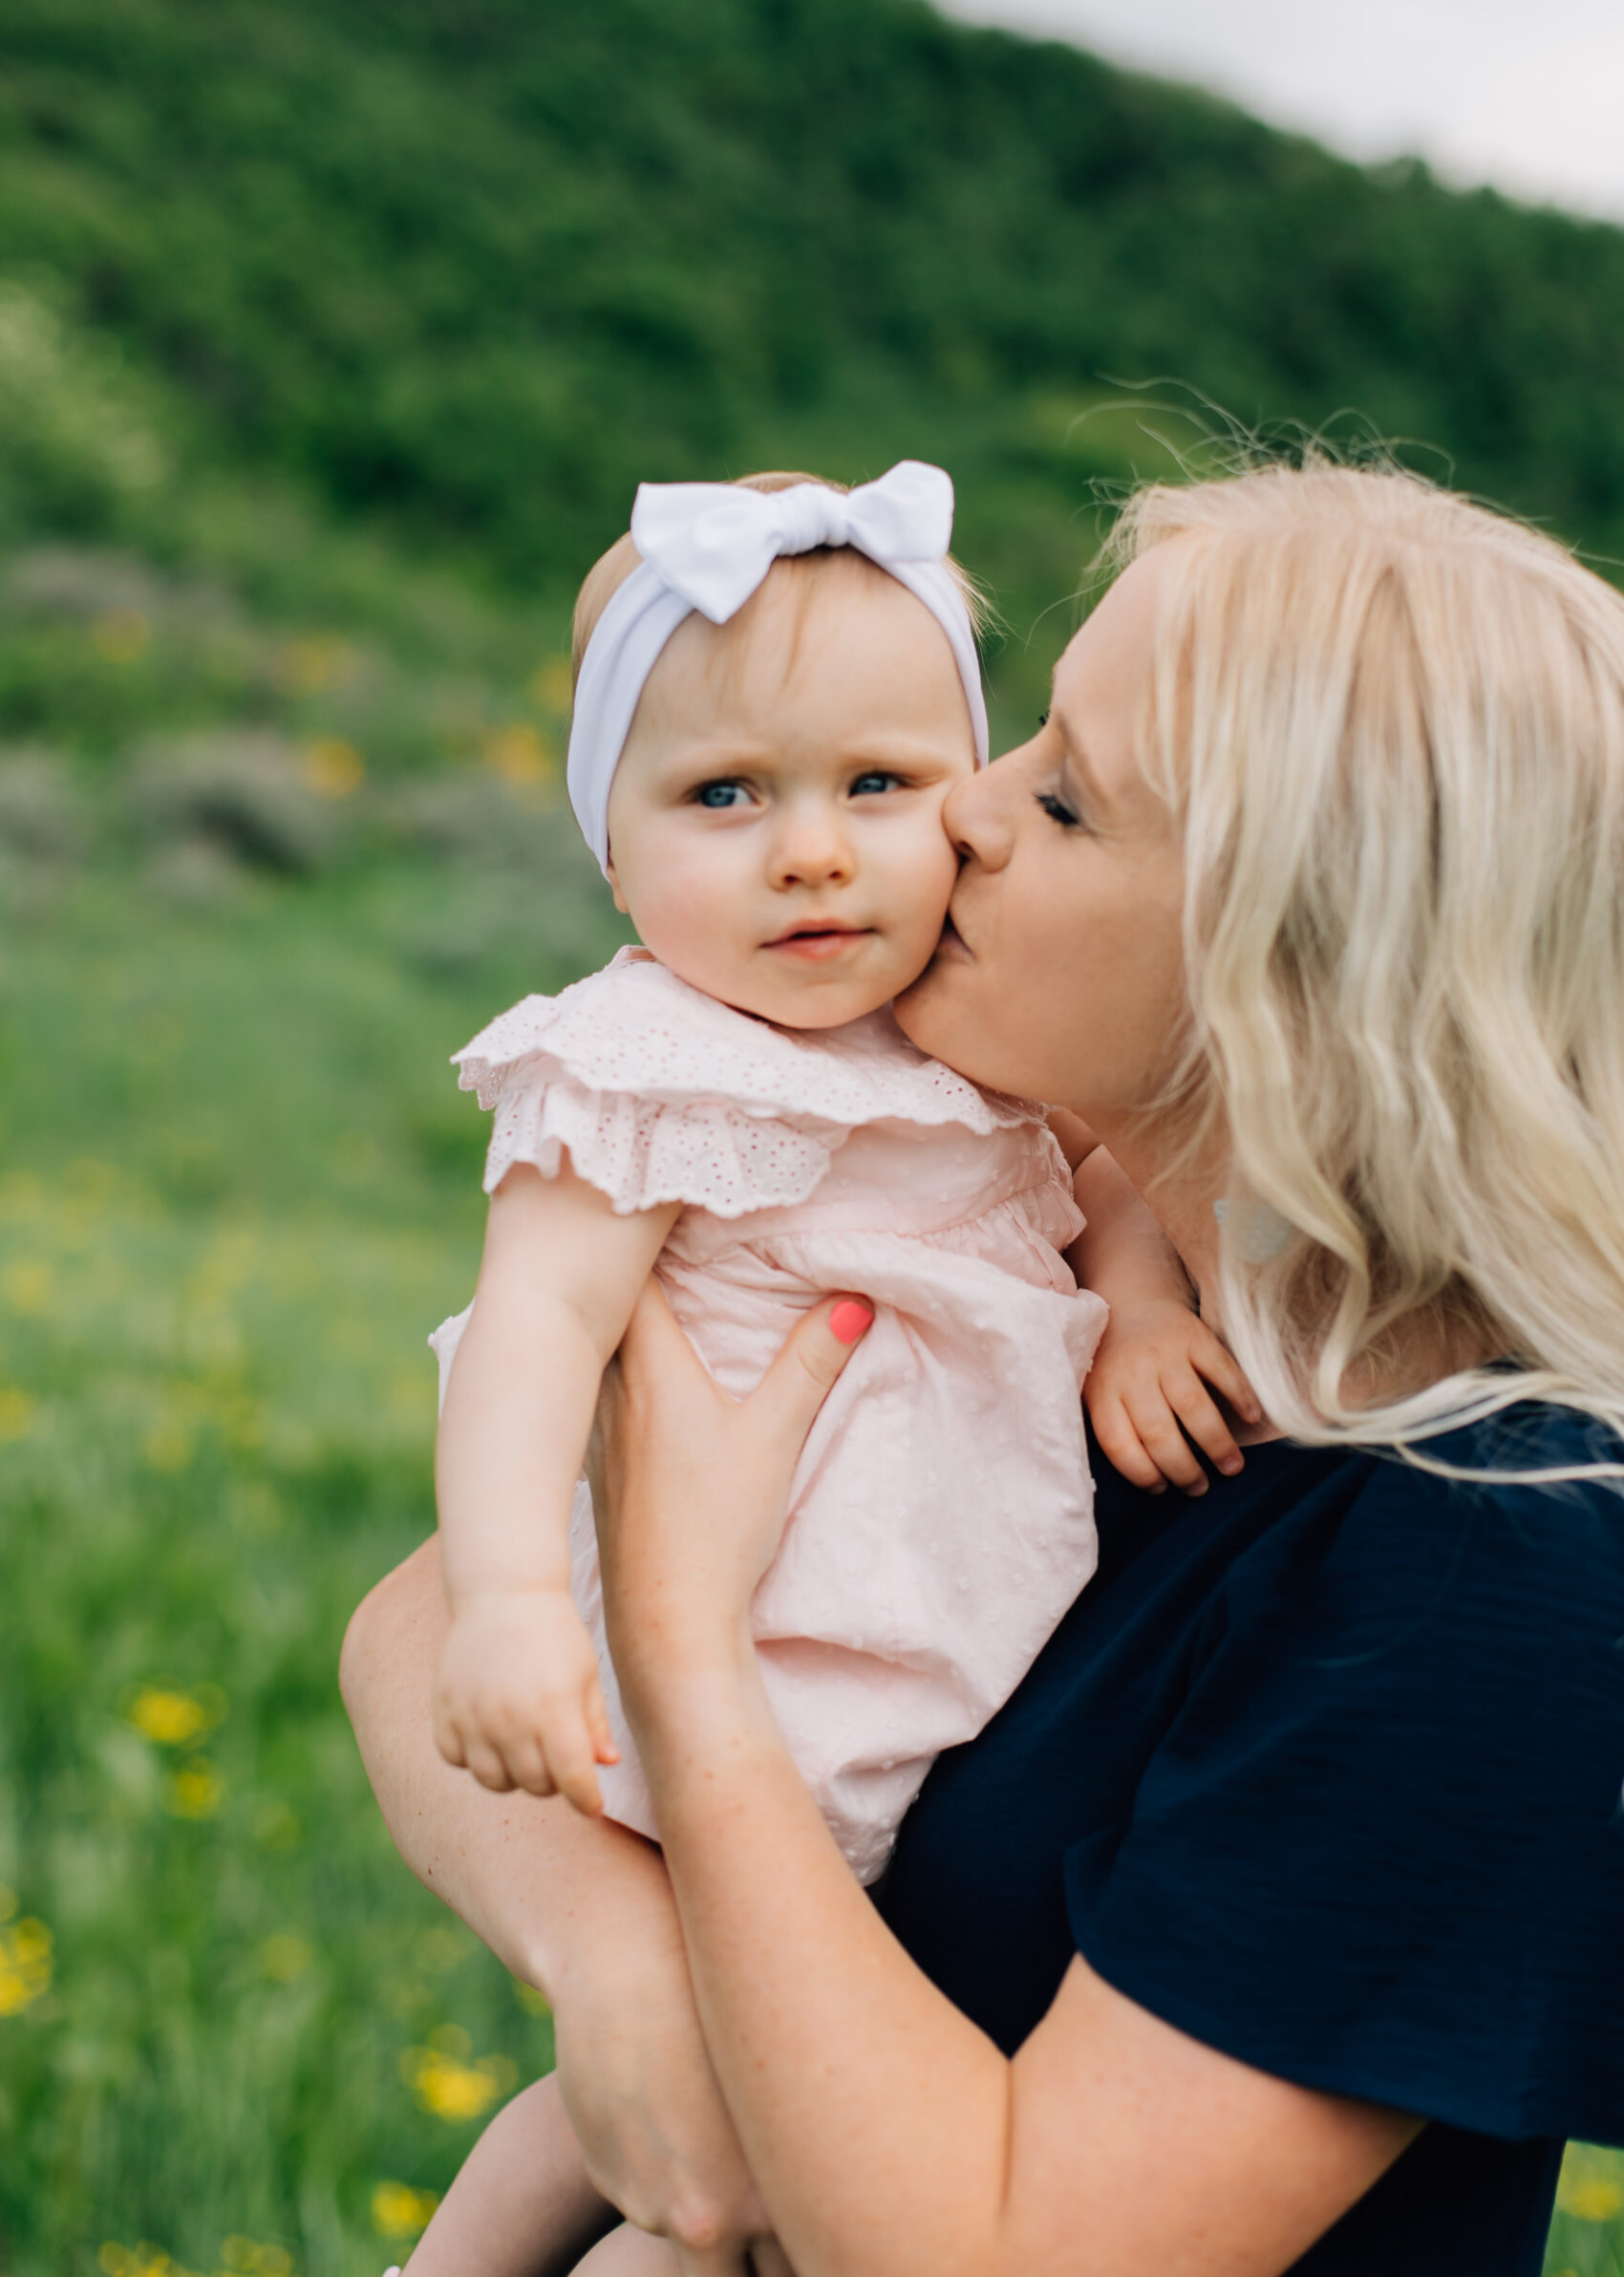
[1037,709,1050,728]
[1036,789,1080,828]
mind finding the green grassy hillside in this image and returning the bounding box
[3,0,1624,632]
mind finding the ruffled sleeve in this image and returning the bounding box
[453,953,1040,1219]
[453,981,831,1219]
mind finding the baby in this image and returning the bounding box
[397,463,1250,2275]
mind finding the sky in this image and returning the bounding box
[934,0,1624,225]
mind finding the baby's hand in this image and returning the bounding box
[434,1588,618,1814]
[1083,1297,1263,1496]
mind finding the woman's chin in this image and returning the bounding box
[895,954,987,1074]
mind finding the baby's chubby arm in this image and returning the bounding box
[1047,1113,1262,1496]
[435,1157,680,1814]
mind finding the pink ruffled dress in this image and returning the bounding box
[432,949,1106,1883]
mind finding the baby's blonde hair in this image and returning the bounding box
[570,469,988,688]
[1110,459,1624,1471]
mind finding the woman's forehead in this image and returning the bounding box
[1050,554,1167,783]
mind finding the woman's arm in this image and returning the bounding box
[597,1289,1421,2277]
[340,1537,773,2267]
[435,1160,678,1810]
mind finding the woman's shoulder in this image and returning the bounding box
[1314,1401,1624,1612]
[452,950,1041,1138]
[1181,1404,1624,1686]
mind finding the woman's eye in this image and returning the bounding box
[849,771,900,798]
[694,782,751,809]
[1036,789,1080,829]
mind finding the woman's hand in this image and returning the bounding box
[589,1286,872,1706]
[550,1887,773,2269]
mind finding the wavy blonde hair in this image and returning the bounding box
[1110,460,1624,1472]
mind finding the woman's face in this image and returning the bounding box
[894,549,1188,1129]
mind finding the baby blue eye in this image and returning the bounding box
[850,771,899,797]
[695,782,750,808]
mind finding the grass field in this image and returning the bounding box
[3,781,1624,2273]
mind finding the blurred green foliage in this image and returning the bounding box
[5,0,1624,2265]
[2,0,1624,634]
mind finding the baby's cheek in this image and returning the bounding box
[895,812,961,934]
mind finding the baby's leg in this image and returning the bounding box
[570,2227,684,2275]
[405,2071,617,2277]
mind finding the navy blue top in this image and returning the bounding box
[876,1407,1624,2275]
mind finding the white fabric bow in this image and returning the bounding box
[630,460,958,624]
[566,461,988,875]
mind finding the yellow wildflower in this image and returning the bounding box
[400,2028,519,2122]
[141,1419,194,1473]
[91,609,150,663]
[1557,2143,1624,2222]
[220,2238,292,2275]
[0,1386,34,1443]
[300,738,365,800]
[482,721,554,787]
[276,634,355,693]
[0,1912,53,2015]
[261,1933,312,1984]
[372,2181,440,2238]
[98,2245,204,2277]
[1564,2179,1624,2222]
[126,1686,224,1747]
[2,1258,53,1314]
[165,1761,224,1820]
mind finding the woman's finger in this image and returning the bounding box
[618,1273,721,1400]
[750,1294,872,1446]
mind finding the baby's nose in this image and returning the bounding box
[768,804,855,888]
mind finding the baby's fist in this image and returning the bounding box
[434,1588,618,1815]
[1084,1297,1263,1497]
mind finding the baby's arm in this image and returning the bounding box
[1048,1114,1262,1495]
[435,1158,680,1812]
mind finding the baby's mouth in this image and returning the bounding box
[764,920,872,962]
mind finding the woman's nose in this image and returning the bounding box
[768,802,854,890]
[943,758,1018,871]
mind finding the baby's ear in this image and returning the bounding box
[604,849,630,915]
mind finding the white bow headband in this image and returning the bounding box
[566,460,989,875]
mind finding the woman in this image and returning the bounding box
[343,462,1624,2276]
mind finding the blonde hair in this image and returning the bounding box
[1109,459,1624,1473]
[570,469,988,687]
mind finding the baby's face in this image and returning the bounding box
[605,556,976,1029]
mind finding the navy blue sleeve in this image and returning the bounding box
[1067,1439,1624,2140]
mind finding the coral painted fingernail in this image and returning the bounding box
[829,1300,874,1344]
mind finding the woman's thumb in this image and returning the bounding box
[755,1294,873,1439]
